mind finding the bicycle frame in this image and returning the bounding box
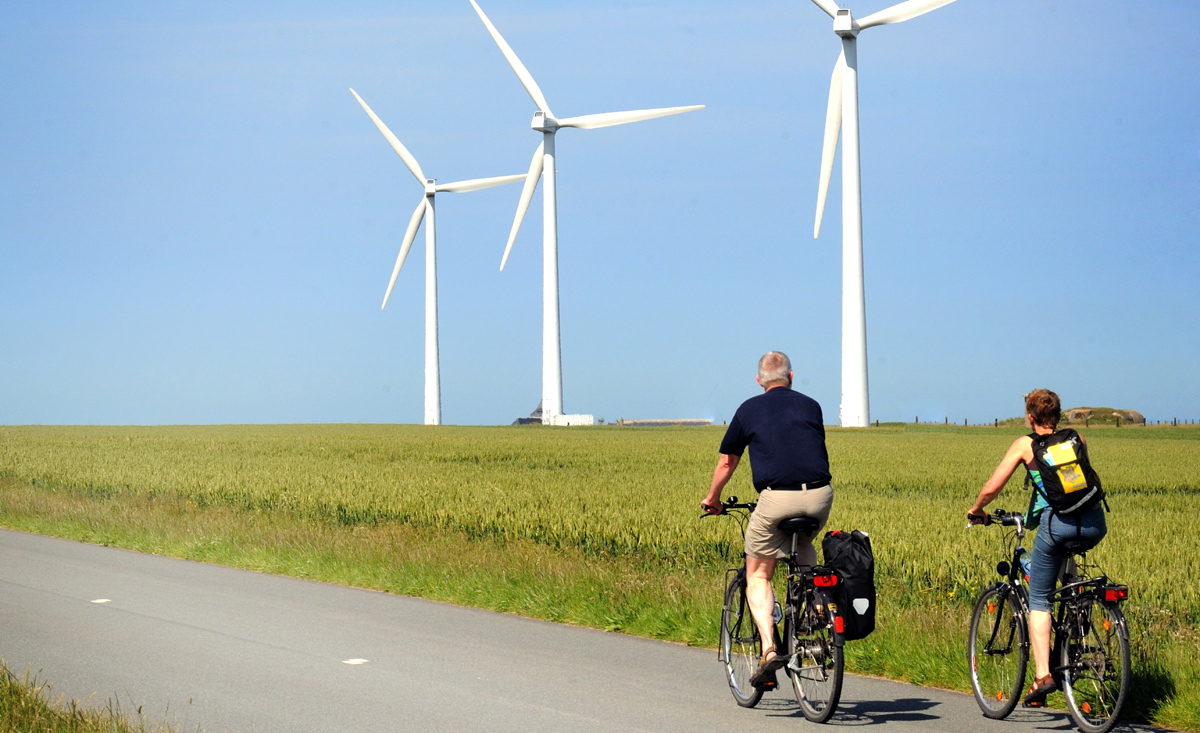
[711,499,843,664]
[970,507,1131,731]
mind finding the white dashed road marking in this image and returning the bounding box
[342,659,369,665]
[91,599,111,604]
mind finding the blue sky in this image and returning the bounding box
[1,1,1197,426]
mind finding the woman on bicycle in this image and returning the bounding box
[967,389,1107,706]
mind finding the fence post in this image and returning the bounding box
[1116,416,1121,427]
[994,418,998,428]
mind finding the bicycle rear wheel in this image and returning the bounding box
[1061,599,1130,733]
[788,592,843,722]
[968,584,1028,719]
[721,574,764,708]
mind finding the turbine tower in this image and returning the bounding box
[351,88,525,426]
[809,0,959,428]
[469,0,703,424]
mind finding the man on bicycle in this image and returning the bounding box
[701,351,834,689]
[968,389,1108,706]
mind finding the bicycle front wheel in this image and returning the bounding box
[788,592,844,722]
[720,574,764,708]
[1061,599,1130,733]
[968,583,1028,719]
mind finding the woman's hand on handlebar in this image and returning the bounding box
[966,508,990,526]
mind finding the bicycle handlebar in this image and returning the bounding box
[967,508,1023,530]
[700,495,757,518]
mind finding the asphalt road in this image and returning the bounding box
[0,528,1160,732]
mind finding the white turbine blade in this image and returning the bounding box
[810,0,841,19]
[557,105,704,130]
[350,88,425,184]
[814,52,844,239]
[468,0,553,116]
[500,142,544,271]
[435,174,526,194]
[382,197,427,309]
[857,0,957,29]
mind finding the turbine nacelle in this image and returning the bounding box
[531,111,559,133]
[833,9,859,38]
[424,179,438,195]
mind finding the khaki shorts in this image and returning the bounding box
[745,485,834,563]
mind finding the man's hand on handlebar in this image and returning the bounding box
[700,501,724,516]
[966,508,990,526]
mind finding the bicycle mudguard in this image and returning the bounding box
[725,567,747,594]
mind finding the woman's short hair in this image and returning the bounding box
[1025,389,1061,428]
[758,351,792,386]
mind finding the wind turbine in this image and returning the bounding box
[809,0,959,428]
[351,88,525,426]
[469,0,703,424]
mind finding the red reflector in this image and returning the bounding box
[834,616,845,634]
[814,575,838,587]
[1104,588,1128,602]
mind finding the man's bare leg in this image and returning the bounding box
[746,554,779,659]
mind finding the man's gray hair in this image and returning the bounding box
[758,351,792,386]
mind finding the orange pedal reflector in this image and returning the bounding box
[996,690,1004,701]
[1103,618,1112,632]
[1083,702,1092,714]
[988,602,995,613]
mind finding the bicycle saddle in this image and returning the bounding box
[778,515,819,535]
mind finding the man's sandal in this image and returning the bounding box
[1023,675,1058,707]
[749,648,789,690]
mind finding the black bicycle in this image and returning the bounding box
[968,509,1131,733]
[706,496,844,722]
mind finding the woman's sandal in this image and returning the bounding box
[749,648,788,690]
[1023,675,1058,707]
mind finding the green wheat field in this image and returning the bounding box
[1,423,1197,729]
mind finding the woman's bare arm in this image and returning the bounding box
[969,436,1032,518]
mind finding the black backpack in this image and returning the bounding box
[1027,428,1104,515]
[821,529,875,641]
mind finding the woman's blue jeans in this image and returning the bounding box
[1027,504,1107,613]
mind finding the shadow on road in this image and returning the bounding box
[760,695,1120,731]
[757,696,941,725]
[821,697,941,726]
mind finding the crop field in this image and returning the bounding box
[1,423,1198,728]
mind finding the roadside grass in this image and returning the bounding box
[0,424,1197,730]
[0,660,178,733]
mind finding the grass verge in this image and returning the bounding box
[0,659,178,733]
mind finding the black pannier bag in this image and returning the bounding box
[1027,428,1104,515]
[821,529,876,641]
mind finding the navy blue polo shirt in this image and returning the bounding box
[719,387,832,492]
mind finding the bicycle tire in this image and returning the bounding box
[720,574,764,708]
[1061,598,1130,733]
[968,584,1028,719]
[787,591,843,722]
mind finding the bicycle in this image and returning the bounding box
[706,495,845,722]
[967,509,1131,733]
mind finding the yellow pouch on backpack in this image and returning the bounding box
[1045,442,1088,493]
